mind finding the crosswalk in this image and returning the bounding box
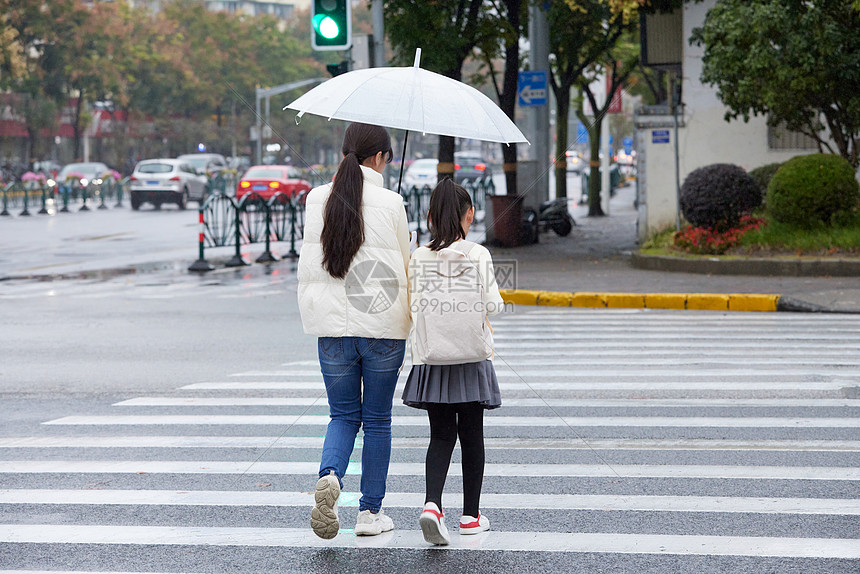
[1,308,859,572]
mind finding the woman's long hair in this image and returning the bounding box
[427,178,473,251]
[321,122,392,279]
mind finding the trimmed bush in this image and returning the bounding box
[748,162,783,196]
[679,163,762,229]
[767,154,859,228]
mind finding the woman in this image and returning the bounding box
[297,123,411,540]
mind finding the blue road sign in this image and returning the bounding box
[652,129,670,144]
[576,121,588,143]
[518,71,548,107]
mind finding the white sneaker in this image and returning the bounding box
[310,471,340,540]
[419,502,450,545]
[459,513,490,534]
[354,509,394,536]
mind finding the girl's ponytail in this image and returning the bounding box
[427,178,473,251]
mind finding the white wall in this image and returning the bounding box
[637,0,813,239]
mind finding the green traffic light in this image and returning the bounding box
[318,16,339,39]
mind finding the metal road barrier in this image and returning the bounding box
[188,177,492,272]
[189,190,306,272]
[1,178,128,217]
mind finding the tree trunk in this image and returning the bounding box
[438,135,455,182]
[554,86,570,199]
[498,0,521,196]
[72,92,84,161]
[587,121,604,217]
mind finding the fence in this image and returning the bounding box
[189,176,495,272]
[0,178,129,216]
[189,190,306,272]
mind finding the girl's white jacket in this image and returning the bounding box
[408,239,506,365]
[297,166,411,340]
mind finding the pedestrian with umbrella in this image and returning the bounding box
[297,122,411,540]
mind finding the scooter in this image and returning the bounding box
[521,198,576,243]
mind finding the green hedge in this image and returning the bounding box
[767,154,859,228]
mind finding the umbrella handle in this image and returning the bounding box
[396,130,409,195]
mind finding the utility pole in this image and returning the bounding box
[371,0,385,67]
[527,1,550,205]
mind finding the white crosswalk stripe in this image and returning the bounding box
[1,308,858,570]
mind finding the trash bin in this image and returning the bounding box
[490,194,524,247]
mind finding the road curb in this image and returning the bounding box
[500,289,781,312]
[631,252,860,277]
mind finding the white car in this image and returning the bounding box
[129,159,209,210]
[402,158,439,191]
[177,153,228,177]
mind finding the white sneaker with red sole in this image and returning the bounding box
[459,513,490,534]
[418,502,450,545]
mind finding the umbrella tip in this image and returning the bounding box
[414,48,421,68]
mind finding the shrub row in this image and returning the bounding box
[679,154,859,231]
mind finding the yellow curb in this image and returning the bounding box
[728,294,780,312]
[644,293,687,310]
[537,291,573,306]
[501,290,781,312]
[605,293,646,309]
[686,293,730,311]
[570,292,607,308]
[500,289,540,305]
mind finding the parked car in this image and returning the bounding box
[129,158,209,210]
[454,151,492,184]
[236,165,311,203]
[176,153,228,177]
[33,160,62,179]
[565,151,585,174]
[403,158,438,190]
[57,162,111,187]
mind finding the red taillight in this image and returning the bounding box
[169,176,180,181]
[268,181,279,189]
[475,163,486,171]
[130,176,138,181]
[454,163,461,170]
[240,181,250,188]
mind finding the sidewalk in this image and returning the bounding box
[1,186,858,313]
[485,183,860,314]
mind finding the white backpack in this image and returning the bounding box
[412,240,493,365]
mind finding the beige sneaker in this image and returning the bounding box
[354,509,394,536]
[310,471,340,539]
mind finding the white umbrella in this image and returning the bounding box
[286,49,528,145]
[284,49,528,191]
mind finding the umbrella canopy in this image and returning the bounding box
[285,49,528,146]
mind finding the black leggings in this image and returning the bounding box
[424,402,485,518]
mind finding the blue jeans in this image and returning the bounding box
[318,336,406,512]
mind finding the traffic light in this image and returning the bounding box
[326,60,349,77]
[311,0,351,51]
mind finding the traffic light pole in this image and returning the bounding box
[255,78,326,165]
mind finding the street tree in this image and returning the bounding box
[472,0,526,197]
[546,1,637,215]
[383,0,503,184]
[691,0,860,167]
[0,12,25,86]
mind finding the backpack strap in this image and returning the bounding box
[450,240,478,259]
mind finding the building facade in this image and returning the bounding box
[634,0,819,240]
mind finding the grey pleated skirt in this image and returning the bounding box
[401,360,501,410]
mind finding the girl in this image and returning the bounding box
[402,178,505,545]
[297,122,411,539]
